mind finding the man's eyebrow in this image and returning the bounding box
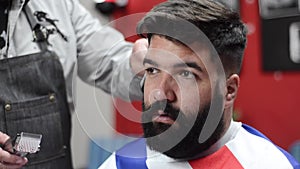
[174,62,203,72]
[143,59,203,72]
[143,58,159,67]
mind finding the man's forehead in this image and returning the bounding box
[145,53,190,69]
[145,48,195,62]
[148,36,212,61]
[145,47,211,72]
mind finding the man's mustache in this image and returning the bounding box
[142,100,180,123]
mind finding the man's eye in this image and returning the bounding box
[179,70,195,78]
[145,67,159,74]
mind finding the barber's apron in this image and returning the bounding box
[0,50,73,168]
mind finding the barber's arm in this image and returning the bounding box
[68,0,145,101]
[0,132,27,169]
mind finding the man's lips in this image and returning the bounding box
[152,110,175,124]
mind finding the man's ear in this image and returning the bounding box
[225,74,240,108]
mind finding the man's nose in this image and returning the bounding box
[150,74,176,103]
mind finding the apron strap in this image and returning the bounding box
[22,4,49,52]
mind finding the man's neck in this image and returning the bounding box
[146,121,242,161]
[191,120,241,159]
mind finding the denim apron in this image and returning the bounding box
[0,4,73,169]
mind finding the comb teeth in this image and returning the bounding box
[14,132,42,154]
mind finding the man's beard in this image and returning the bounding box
[141,100,225,159]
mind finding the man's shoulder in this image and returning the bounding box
[225,123,299,168]
[116,138,147,158]
[98,139,147,169]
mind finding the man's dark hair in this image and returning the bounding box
[137,0,247,75]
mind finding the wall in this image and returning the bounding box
[237,0,300,150]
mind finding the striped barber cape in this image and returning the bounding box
[99,122,300,169]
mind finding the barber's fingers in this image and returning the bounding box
[0,132,10,145]
[0,133,13,153]
[131,38,149,76]
[0,162,27,169]
[133,38,148,52]
[0,132,27,168]
[0,148,28,168]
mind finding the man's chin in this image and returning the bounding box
[144,113,225,159]
[146,132,218,160]
[143,123,177,151]
[150,122,172,136]
[146,133,176,154]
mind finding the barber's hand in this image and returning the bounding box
[0,132,28,169]
[130,38,148,77]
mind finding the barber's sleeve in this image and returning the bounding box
[68,0,143,101]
